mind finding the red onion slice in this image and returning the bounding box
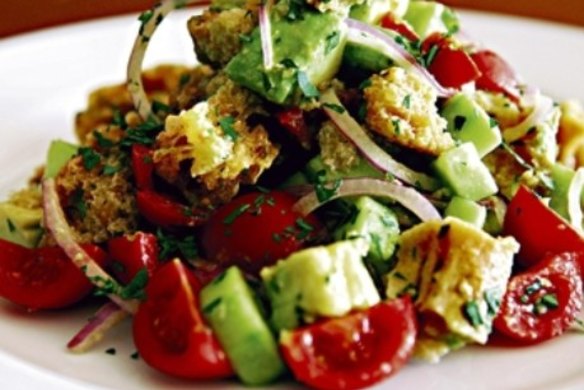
[503,92,554,143]
[67,302,128,353]
[258,3,274,69]
[127,0,209,121]
[293,178,441,222]
[345,18,455,98]
[321,89,440,191]
[42,178,139,314]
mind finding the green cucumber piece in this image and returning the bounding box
[200,267,285,385]
[441,93,502,157]
[445,196,487,228]
[433,142,498,201]
[0,203,42,248]
[45,139,79,179]
[333,196,400,274]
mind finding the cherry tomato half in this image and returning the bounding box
[131,144,154,190]
[107,232,159,284]
[380,13,419,42]
[504,185,584,269]
[471,50,521,100]
[494,252,583,344]
[136,190,207,228]
[424,37,481,89]
[133,259,233,379]
[0,239,108,310]
[201,191,320,274]
[280,298,417,390]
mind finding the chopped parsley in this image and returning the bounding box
[322,103,345,114]
[454,115,467,131]
[79,147,101,170]
[402,94,412,109]
[69,188,87,219]
[315,178,341,203]
[112,109,127,129]
[359,78,372,90]
[295,218,314,240]
[285,0,307,21]
[324,31,341,55]
[223,204,251,225]
[138,10,154,35]
[105,348,117,355]
[219,116,239,142]
[392,119,401,135]
[103,164,121,176]
[202,297,223,314]
[151,100,170,114]
[6,219,15,233]
[93,131,115,148]
[424,44,440,67]
[157,229,199,260]
[120,117,164,147]
[130,351,140,360]
[280,58,298,69]
[484,289,501,316]
[489,117,498,128]
[463,300,484,328]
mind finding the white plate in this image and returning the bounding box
[0,8,584,390]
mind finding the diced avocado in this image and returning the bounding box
[445,196,487,228]
[403,0,458,38]
[0,203,43,248]
[200,267,285,385]
[433,142,498,201]
[333,196,400,274]
[441,93,502,157]
[45,139,79,179]
[343,40,394,73]
[349,0,410,24]
[261,239,380,331]
[549,163,575,221]
[226,11,346,104]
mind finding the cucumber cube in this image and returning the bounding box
[441,93,502,157]
[45,139,79,179]
[200,267,285,385]
[433,142,498,201]
[445,196,487,228]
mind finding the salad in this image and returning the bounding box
[1,0,584,389]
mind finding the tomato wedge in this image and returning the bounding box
[276,108,311,149]
[131,144,154,190]
[107,232,159,284]
[380,13,419,42]
[471,50,521,100]
[136,190,207,228]
[201,191,320,274]
[0,239,108,310]
[280,298,416,390]
[504,185,584,269]
[494,252,583,344]
[133,259,233,379]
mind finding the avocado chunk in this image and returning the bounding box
[343,39,394,73]
[333,196,400,274]
[433,142,498,201]
[441,93,502,157]
[445,196,487,228]
[349,0,410,24]
[261,239,380,331]
[226,10,346,104]
[549,163,574,221]
[0,203,43,248]
[45,139,79,179]
[403,0,458,38]
[200,266,285,385]
[210,0,247,10]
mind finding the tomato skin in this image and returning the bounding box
[380,13,419,42]
[471,50,521,100]
[0,239,108,310]
[276,108,311,149]
[133,259,233,379]
[201,191,320,274]
[494,252,583,344]
[280,298,417,390]
[131,145,154,190]
[504,186,584,269]
[136,190,206,228]
[107,232,159,284]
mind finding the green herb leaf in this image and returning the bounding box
[6,219,16,233]
[223,204,251,225]
[280,58,298,69]
[157,229,199,260]
[324,31,341,55]
[202,297,223,314]
[69,188,87,219]
[151,100,170,114]
[425,45,440,67]
[402,94,411,109]
[79,147,101,170]
[297,71,320,99]
[119,268,149,300]
[218,116,238,142]
[322,103,345,114]
[454,115,467,131]
[93,131,115,148]
[103,164,121,176]
[463,300,484,328]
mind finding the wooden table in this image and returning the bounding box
[1,0,583,38]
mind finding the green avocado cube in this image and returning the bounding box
[45,139,79,179]
[441,93,502,157]
[433,142,498,201]
[333,196,400,274]
[349,0,410,24]
[445,196,487,228]
[343,41,394,73]
[403,0,458,38]
[200,267,285,385]
[226,11,346,104]
[261,239,380,331]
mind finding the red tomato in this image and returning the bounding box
[280,298,417,390]
[131,144,154,190]
[471,50,521,100]
[107,232,159,284]
[0,239,108,310]
[133,259,233,379]
[422,33,481,89]
[494,252,583,344]
[276,108,311,149]
[136,190,207,228]
[504,186,584,269]
[380,13,419,42]
[201,191,320,274]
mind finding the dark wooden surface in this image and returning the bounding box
[0,0,583,38]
